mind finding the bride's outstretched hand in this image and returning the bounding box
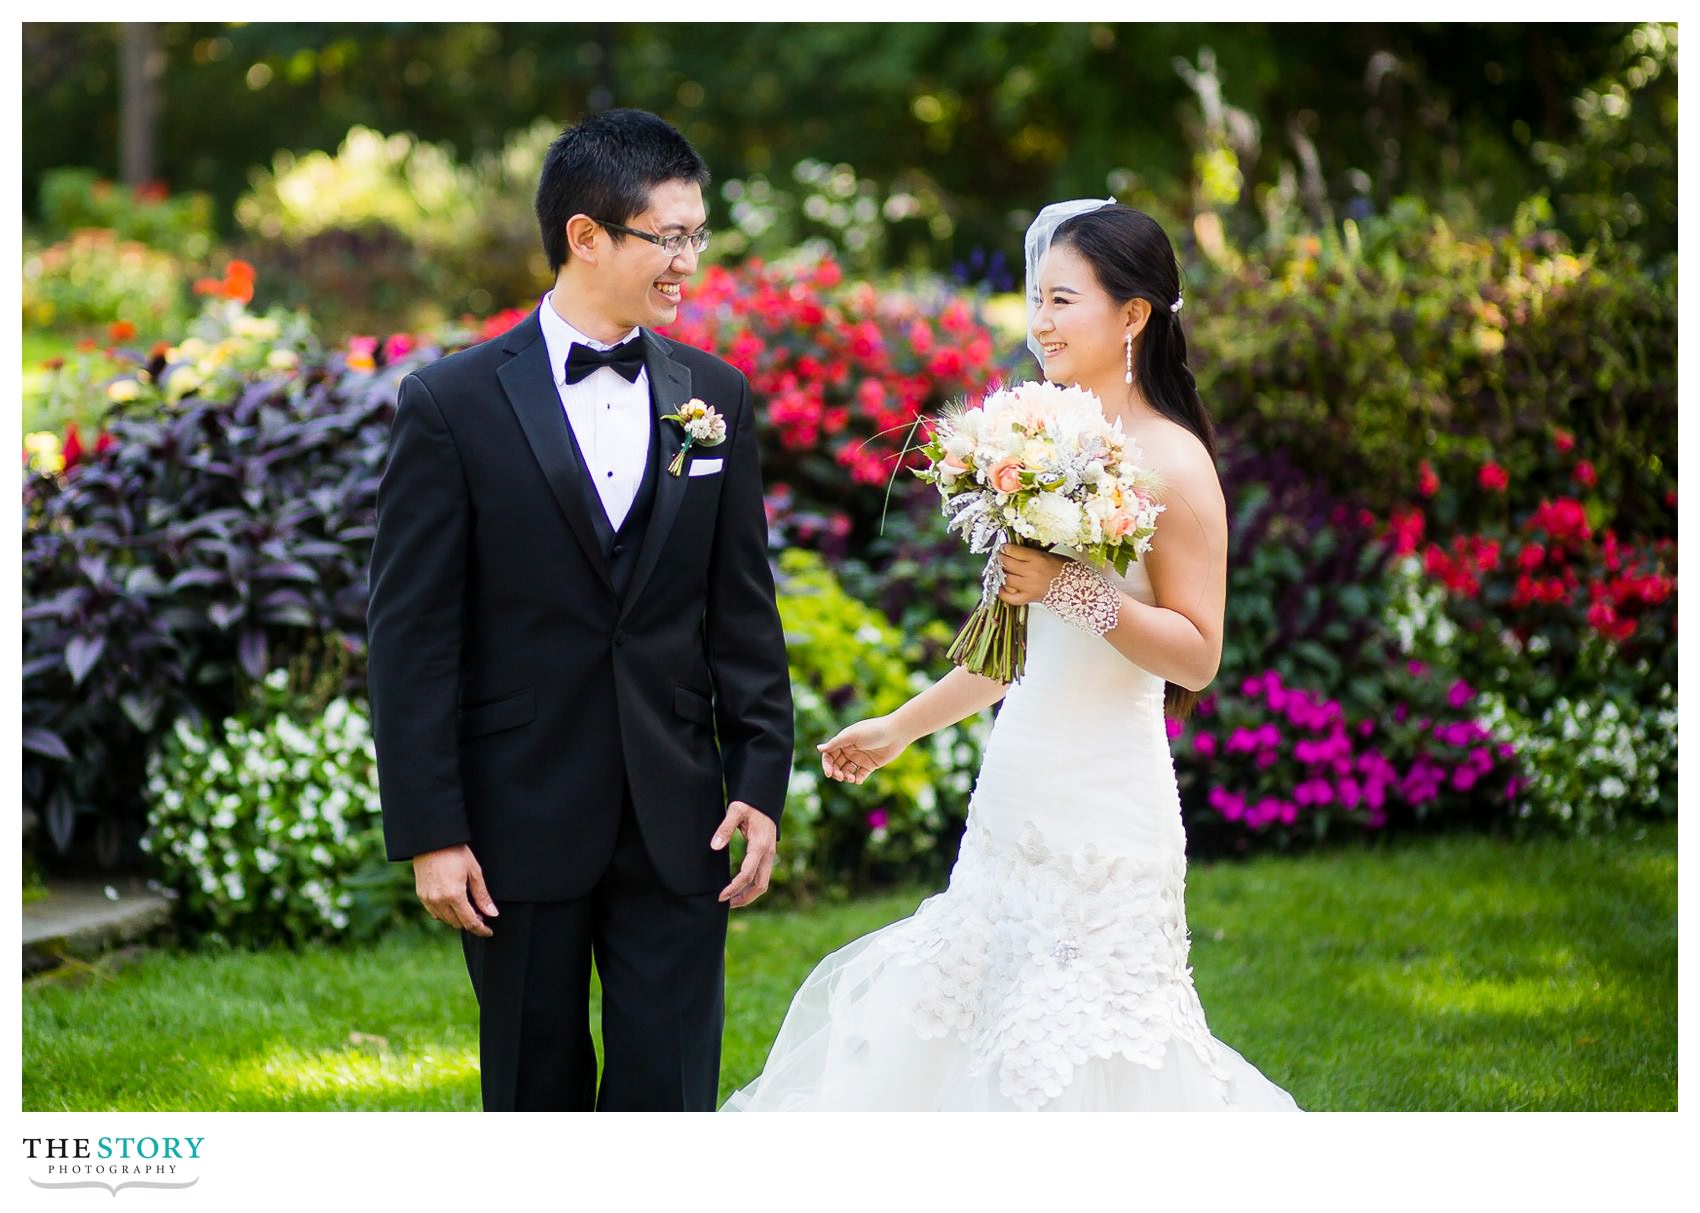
[818,716,909,784]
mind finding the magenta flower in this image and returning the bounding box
[1447,679,1475,709]
[1193,732,1217,758]
[866,808,889,831]
[1226,726,1260,754]
[1165,717,1183,739]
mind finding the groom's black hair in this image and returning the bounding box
[536,108,711,273]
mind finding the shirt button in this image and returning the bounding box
[606,470,614,478]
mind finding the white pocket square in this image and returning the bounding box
[687,458,724,477]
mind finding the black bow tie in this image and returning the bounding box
[564,339,645,386]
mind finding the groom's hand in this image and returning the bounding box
[412,843,499,937]
[712,801,777,909]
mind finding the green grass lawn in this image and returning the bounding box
[23,824,1675,1111]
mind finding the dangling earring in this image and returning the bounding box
[1124,333,1133,385]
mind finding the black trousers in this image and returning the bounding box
[461,797,729,1111]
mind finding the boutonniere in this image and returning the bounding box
[661,398,727,476]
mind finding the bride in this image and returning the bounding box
[722,199,1300,1112]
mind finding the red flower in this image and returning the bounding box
[61,422,85,468]
[1477,462,1508,492]
[1417,460,1439,498]
[1553,428,1575,454]
[1387,507,1425,556]
[906,319,935,356]
[928,348,965,378]
[108,320,137,343]
[1573,460,1597,488]
[1518,542,1545,571]
[76,338,97,352]
[95,430,115,454]
[939,299,975,336]
[813,259,843,289]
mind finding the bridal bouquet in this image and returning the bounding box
[914,380,1165,682]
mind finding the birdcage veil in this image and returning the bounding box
[1023,197,1117,367]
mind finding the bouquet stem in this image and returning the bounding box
[947,598,1027,683]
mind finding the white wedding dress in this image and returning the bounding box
[723,557,1301,1112]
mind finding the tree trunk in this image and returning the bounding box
[118,22,159,186]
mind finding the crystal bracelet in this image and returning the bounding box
[1041,559,1122,635]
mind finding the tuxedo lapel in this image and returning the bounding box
[619,330,693,619]
[495,312,614,593]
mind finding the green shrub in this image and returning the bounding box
[35,167,217,260]
[142,670,410,944]
[774,548,988,897]
[23,229,188,332]
[234,122,554,334]
[1193,198,1676,540]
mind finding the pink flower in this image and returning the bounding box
[1103,511,1137,540]
[987,457,1025,495]
[1478,462,1509,493]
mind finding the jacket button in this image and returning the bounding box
[611,542,625,557]
[614,630,627,646]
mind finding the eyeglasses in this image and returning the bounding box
[594,219,711,257]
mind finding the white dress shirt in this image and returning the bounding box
[537,291,652,531]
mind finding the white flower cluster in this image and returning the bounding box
[1476,674,1677,832]
[142,687,382,941]
[673,398,727,445]
[921,380,1165,557]
[1383,555,1457,654]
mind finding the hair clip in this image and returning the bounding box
[1169,296,1184,314]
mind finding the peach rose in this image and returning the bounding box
[987,457,1025,495]
[1104,511,1136,540]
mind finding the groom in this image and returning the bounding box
[368,108,793,1112]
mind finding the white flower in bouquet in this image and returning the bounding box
[1015,493,1085,546]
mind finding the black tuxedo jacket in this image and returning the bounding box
[368,310,794,900]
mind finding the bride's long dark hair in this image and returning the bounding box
[1052,205,1218,720]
